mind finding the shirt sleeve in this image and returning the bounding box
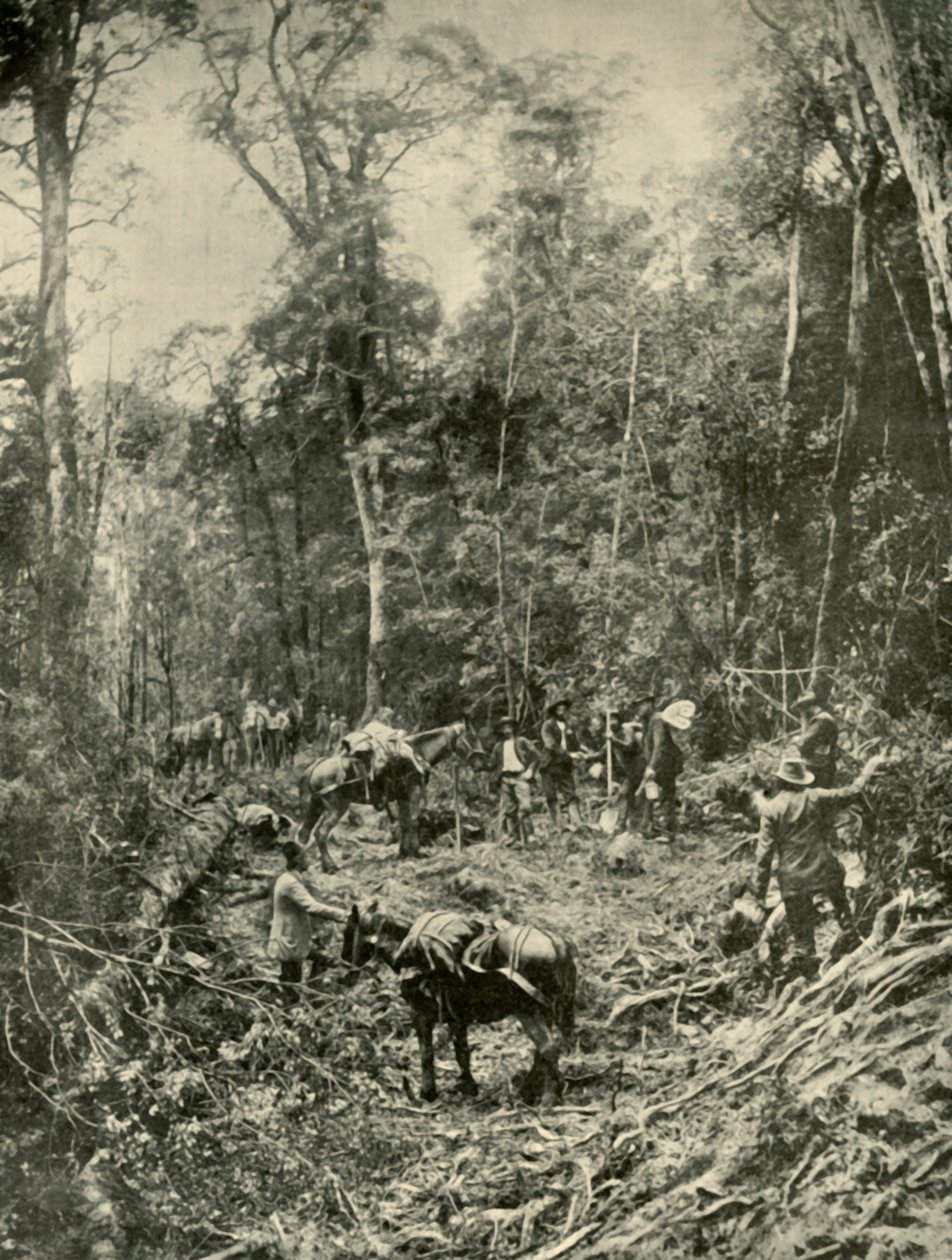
[808,780,865,805]
[284,877,338,918]
[541,721,560,751]
[753,813,777,903]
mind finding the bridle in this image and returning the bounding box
[455,722,486,765]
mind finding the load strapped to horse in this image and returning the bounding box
[299,715,482,871]
[338,718,429,790]
[343,905,576,1104]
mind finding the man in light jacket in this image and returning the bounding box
[488,715,540,846]
[268,840,339,999]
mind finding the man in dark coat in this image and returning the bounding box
[752,751,885,978]
[605,707,648,833]
[488,716,540,846]
[539,698,586,834]
[640,699,695,841]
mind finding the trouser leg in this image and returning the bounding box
[500,780,518,842]
[828,879,853,929]
[660,779,677,839]
[783,893,818,978]
[279,959,303,1003]
[514,777,534,842]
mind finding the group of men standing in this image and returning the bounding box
[487,694,697,846]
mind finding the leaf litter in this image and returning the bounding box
[196,760,951,1259]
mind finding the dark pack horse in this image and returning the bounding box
[298,720,483,872]
[342,904,577,1104]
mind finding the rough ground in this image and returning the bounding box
[186,752,951,1260]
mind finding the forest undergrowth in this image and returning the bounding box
[3,732,951,1260]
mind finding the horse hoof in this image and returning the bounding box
[454,1079,479,1098]
[321,862,339,874]
[421,1086,438,1103]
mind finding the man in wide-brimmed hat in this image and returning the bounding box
[539,697,586,834]
[487,715,540,846]
[790,677,838,789]
[639,698,696,842]
[752,750,886,979]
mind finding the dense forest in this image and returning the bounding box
[2,0,952,1257]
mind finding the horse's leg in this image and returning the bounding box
[516,1010,563,1105]
[412,1006,438,1102]
[306,804,338,874]
[317,793,350,873]
[450,1021,478,1096]
[397,786,420,860]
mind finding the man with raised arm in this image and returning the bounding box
[752,751,886,979]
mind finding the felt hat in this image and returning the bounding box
[267,697,278,708]
[792,691,818,711]
[660,699,696,731]
[775,756,814,786]
[546,696,572,714]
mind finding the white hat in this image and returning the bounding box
[660,699,696,731]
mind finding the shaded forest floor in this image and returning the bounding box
[180,752,952,1260]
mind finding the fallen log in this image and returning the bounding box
[66,795,235,1258]
[73,794,236,1032]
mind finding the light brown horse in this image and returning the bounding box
[298,720,484,872]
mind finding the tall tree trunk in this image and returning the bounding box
[779,207,802,410]
[245,450,297,696]
[33,75,84,682]
[918,224,952,427]
[347,449,386,721]
[838,0,952,323]
[606,330,640,636]
[880,246,951,486]
[812,138,882,677]
[287,433,312,661]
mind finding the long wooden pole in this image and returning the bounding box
[606,330,641,635]
[453,762,463,853]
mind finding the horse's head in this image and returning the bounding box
[342,900,379,969]
[456,716,488,765]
